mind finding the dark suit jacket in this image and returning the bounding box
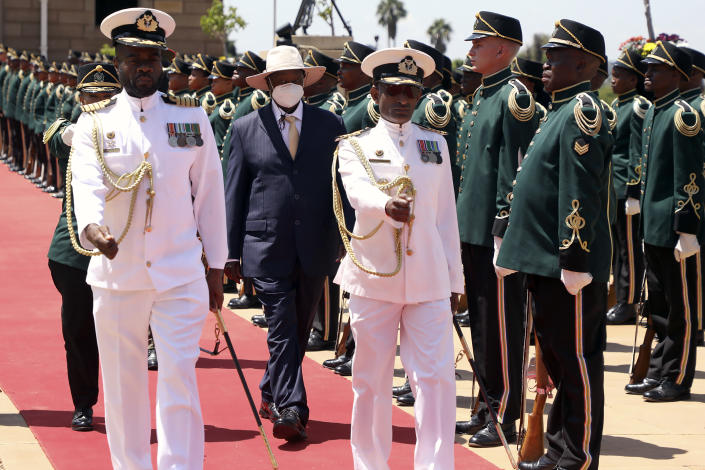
[225,102,351,278]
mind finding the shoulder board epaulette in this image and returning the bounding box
[202,91,217,114]
[42,118,67,144]
[601,99,617,131]
[55,84,64,99]
[219,98,235,120]
[437,89,453,105]
[251,89,270,110]
[536,102,548,122]
[573,92,601,136]
[366,98,380,124]
[415,124,448,136]
[508,78,536,122]
[674,99,701,137]
[335,127,371,142]
[162,94,199,107]
[458,100,467,119]
[327,99,345,115]
[330,91,347,109]
[80,96,117,113]
[632,95,651,119]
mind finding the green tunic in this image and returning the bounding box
[43,84,63,127]
[14,72,32,124]
[208,90,237,152]
[219,88,270,175]
[638,89,705,247]
[611,90,648,199]
[341,84,374,132]
[3,70,22,119]
[29,81,49,134]
[306,90,345,115]
[0,65,9,111]
[497,81,613,282]
[455,67,539,247]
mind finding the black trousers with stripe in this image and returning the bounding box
[462,243,524,424]
[529,275,605,470]
[311,277,340,342]
[645,244,699,388]
[612,201,644,305]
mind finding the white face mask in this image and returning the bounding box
[272,83,304,108]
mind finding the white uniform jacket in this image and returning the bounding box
[71,90,227,291]
[334,118,464,303]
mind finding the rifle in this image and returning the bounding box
[518,332,549,462]
[628,274,654,384]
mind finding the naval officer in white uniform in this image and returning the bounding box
[333,48,464,469]
[70,8,227,469]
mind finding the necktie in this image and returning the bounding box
[285,115,299,159]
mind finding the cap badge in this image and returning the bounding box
[94,71,104,82]
[136,11,159,32]
[399,57,418,76]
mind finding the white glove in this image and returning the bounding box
[625,197,641,215]
[674,233,700,262]
[61,124,75,146]
[560,269,593,295]
[493,236,517,278]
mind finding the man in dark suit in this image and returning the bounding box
[224,46,349,442]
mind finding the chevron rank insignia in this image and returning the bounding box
[574,137,589,156]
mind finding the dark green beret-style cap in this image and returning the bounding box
[642,40,692,80]
[542,19,606,64]
[465,11,523,45]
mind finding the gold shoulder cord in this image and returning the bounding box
[601,99,617,131]
[425,94,451,128]
[65,112,155,256]
[573,93,602,136]
[632,96,650,119]
[508,83,536,122]
[366,98,380,124]
[674,103,701,137]
[332,137,415,277]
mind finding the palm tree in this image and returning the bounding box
[427,18,452,54]
[377,0,407,47]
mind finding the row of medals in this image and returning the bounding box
[168,134,204,147]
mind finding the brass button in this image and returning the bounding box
[140,116,146,122]
[146,261,152,267]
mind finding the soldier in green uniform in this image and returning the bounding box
[496,20,612,470]
[204,60,237,147]
[303,48,345,116]
[678,46,705,345]
[451,54,482,200]
[14,51,33,173]
[167,56,191,97]
[40,62,63,193]
[24,59,49,186]
[45,62,121,431]
[606,48,650,325]
[337,41,377,132]
[188,53,214,102]
[0,45,9,161]
[30,60,53,189]
[4,50,23,172]
[511,57,550,116]
[452,12,538,447]
[623,41,703,402]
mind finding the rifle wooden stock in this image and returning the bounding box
[519,334,547,462]
[336,322,351,357]
[629,319,656,385]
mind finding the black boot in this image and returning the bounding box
[468,421,516,447]
[323,355,349,370]
[147,347,158,371]
[396,391,415,406]
[517,455,557,470]
[251,314,267,328]
[454,310,470,327]
[228,293,261,309]
[643,380,690,402]
[606,303,636,324]
[624,377,660,395]
[307,330,335,351]
[456,410,487,434]
[392,379,411,397]
[71,407,94,432]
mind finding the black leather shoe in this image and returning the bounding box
[624,377,660,395]
[147,347,158,371]
[468,421,516,447]
[455,311,470,327]
[456,411,487,435]
[643,380,690,402]
[392,379,411,397]
[273,408,307,442]
[323,355,349,370]
[251,314,267,328]
[307,331,335,351]
[606,303,636,325]
[334,358,352,376]
[71,408,94,431]
[517,455,557,470]
[259,401,280,423]
[51,190,65,199]
[228,294,261,309]
[396,391,415,406]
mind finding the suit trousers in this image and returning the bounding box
[462,243,524,423]
[645,244,699,388]
[252,263,325,424]
[529,275,605,470]
[612,202,644,305]
[48,260,99,410]
[92,278,209,470]
[349,295,455,470]
[311,277,340,342]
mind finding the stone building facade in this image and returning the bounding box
[0,0,223,61]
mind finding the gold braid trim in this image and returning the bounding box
[42,118,67,144]
[366,98,380,124]
[80,97,115,113]
[601,99,617,131]
[251,90,270,110]
[65,111,154,256]
[674,101,701,137]
[536,102,548,122]
[202,91,217,115]
[701,100,705,122]
[560,199,590,252]
[218,98,235,120]
[508,80,536,122]
[675,173,701,218]
[424,93,451,128]
[627,163,642,186]
[332,138,415,277]
[632,96,650,119]
[573,93,602,136]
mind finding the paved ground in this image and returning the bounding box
[1,292,703,469]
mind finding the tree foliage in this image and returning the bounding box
[316,0,335,35]
[200,0,247,54]
[427,18,452,54]
[377,0,407,47]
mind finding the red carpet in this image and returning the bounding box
[0,165,499,469]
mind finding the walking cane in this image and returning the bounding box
[453,317,518,469]
[212,308,279,469]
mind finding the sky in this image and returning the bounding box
[224,0,705,62]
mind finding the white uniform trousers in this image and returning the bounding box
[349,295,456,470]
[92,278,209,470]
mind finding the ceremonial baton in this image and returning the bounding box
[453,318,518,469]
[212,308,279,469]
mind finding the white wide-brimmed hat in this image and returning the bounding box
[246,46,325,90]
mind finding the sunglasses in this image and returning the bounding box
[380,83,423,99]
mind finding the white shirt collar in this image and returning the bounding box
[271,100,303,124]
[376,116,412,136]
[120,89,162,113]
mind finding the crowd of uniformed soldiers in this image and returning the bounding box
[0,9,704,468]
